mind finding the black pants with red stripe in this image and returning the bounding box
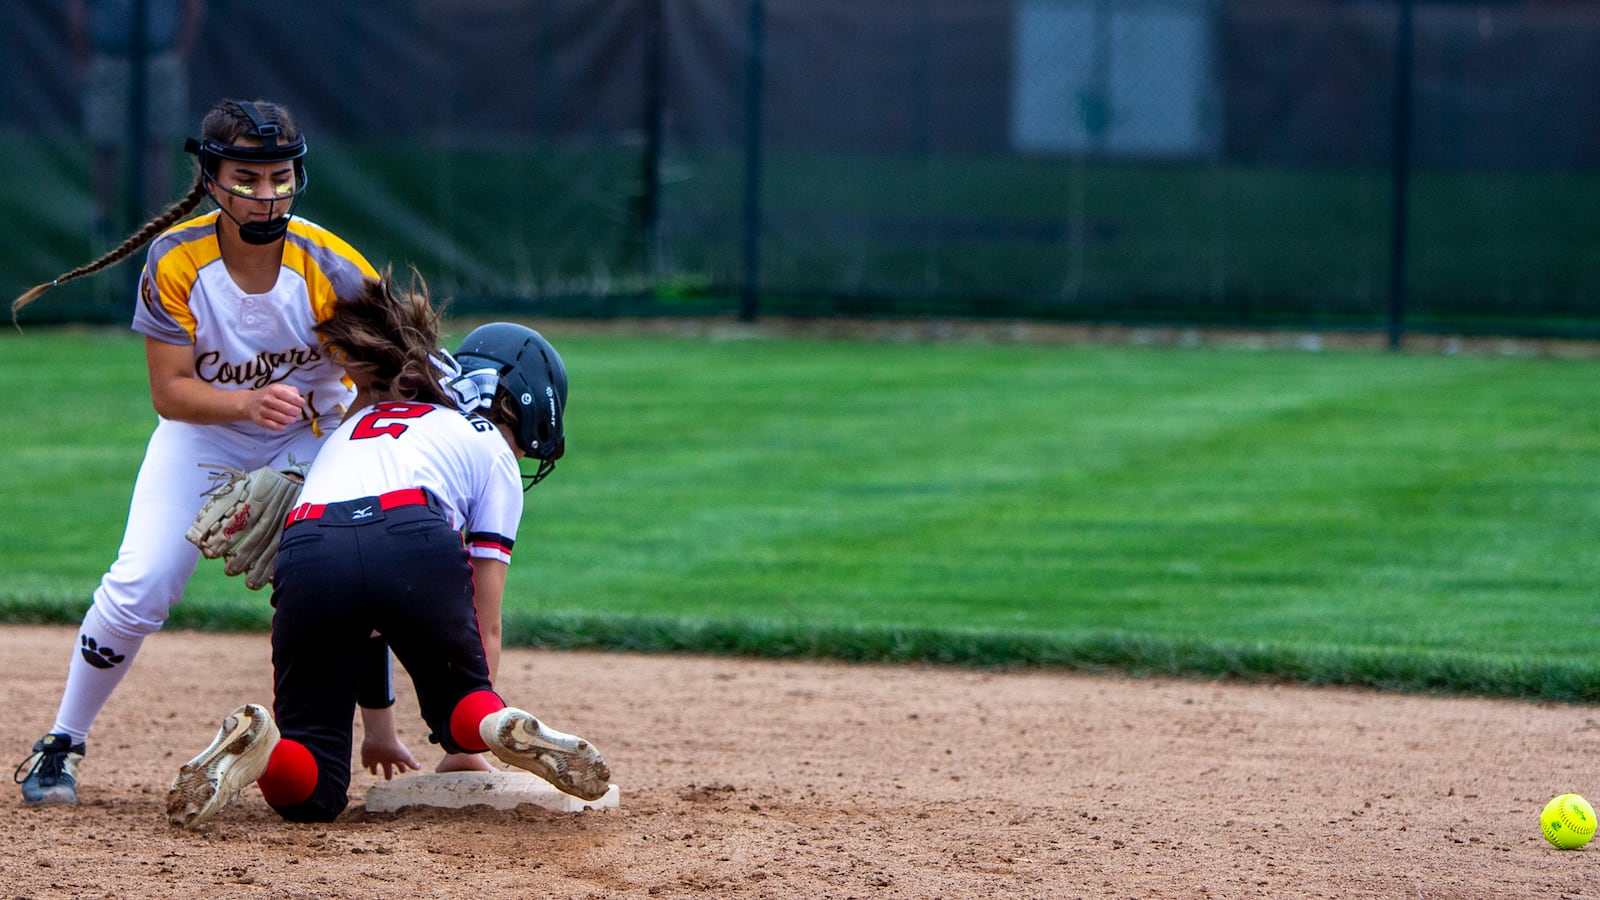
[268,492,494,822]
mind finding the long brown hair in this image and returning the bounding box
[11,99,302,320]
[317,272,527,443]
[315,268,456,408]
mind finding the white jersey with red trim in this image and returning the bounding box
[297,401,524,563]
[132,210,375,438]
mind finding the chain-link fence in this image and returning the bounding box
[4,0,1599,339]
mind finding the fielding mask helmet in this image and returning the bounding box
[185,100,309,245]
[454,323,568,487]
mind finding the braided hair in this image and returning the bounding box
[11,99,302,320]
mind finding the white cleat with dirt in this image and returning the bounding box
[166,703,280,830]
[480,707,610,801]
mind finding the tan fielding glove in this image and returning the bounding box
[186,461,309,590]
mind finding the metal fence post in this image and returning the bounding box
[1387,0,1415,350]
[123,0,150,301]
[739,0,765,323]
[640,0,665,284]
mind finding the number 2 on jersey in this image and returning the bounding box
[351,401,434,439]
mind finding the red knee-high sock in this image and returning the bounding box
[258,738,318,808]
[449,690,506,752]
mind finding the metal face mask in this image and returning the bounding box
[184,101,309,245]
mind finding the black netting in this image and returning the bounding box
[3,0,1598,337]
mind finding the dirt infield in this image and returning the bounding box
[1,623,1596,898]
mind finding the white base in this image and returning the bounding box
[364,771,620,814]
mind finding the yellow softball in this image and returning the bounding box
[1541,793,1597,850]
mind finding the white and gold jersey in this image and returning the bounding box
[132,211,376,437]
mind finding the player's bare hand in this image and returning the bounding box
[361,734,423,780]
[249,383,305,431]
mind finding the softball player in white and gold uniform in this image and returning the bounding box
[12,99,375,806]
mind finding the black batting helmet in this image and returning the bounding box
[454,323,567,485]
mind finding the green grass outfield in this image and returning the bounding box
[4,324,1600,702]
